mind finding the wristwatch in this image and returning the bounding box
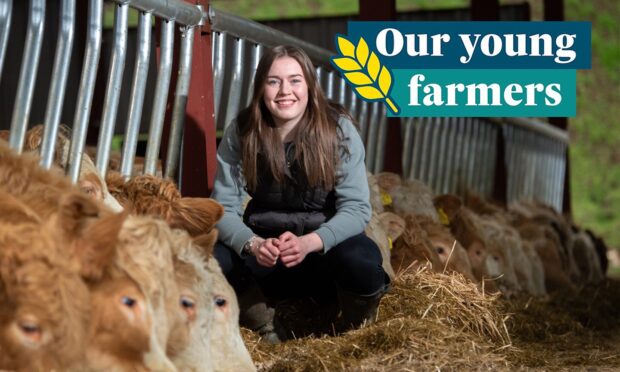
[242,236,260,256]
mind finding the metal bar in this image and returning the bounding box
[504,124,515,203]
[95,3,128,177]
[209,6,333,68]
[515,127,526,201]
[555,142,566,210]
[410,118,426,180]
[461,118,474,194]
[474,119,486,194]
[144,18,174,176]
[451,118,465,193]
[212,31,225,128]
[348,85,358,125]
[537,137,547,203]
[550,141,559,209]
[326,70,334,100]
[164,26,194,179]
[337,76,346,106]
[485,122,498,196]
[358,101,369,144]
[466,119,480,193]
[222,37,245,130]
[401,117,414,180]
[40,0,75,169]
[544,140,553,205]
[374,105,387,173]
[443,117,458,194]
[120,11,152,178]
[427,118,441,192]
[0,0,12,79]
[68,0,103,182]
[365,101,380,171]
[418,118,432,182]
[435,119,449,194]
[504,117,569,144]
[245,42,262,106]
[111,0,203,26]
[9,0,45,152]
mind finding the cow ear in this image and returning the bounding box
[57,193,127,281]
[378,212,406,241]
[433,194,462,220]
[192,229,219,258]
[170,198,224,237]
[57,192,101,235]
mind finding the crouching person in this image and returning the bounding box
[212,45,390,343]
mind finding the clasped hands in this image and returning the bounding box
[250,232,323,268]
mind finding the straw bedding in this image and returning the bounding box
[243,268,620,371]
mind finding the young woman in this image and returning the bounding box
[212,45,389,342]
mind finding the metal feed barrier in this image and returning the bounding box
[0,0,203,182]
[208,6,567,211]
[0,0,567,211]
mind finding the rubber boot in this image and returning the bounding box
[335,284,390,333]
[237,281,283,344]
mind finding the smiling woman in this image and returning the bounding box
[211,45,391,342]
[263,56,309,140]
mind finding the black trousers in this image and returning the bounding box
[214,233,389,301]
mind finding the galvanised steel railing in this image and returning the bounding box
[1,0,204,182]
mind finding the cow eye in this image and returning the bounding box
[492,255,500,261]
[18,321,41,335]
[435,246,445,255]
[121,296,136,307]
[214,296,227,307]
[180,296,195,309]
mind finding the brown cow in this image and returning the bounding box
[434,194,499,293]
[415,215,477,283]
[1,142,179,370]
[391,214,443,273]
[22,124,124,212]
[103,172,255,370]
[365,211,406,280]
[0,191,124,371]
[105,173,223,238]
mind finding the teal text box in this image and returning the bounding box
[388,69,576,117]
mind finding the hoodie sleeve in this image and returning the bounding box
[211,121,255,256]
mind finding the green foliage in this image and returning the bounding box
[561,0,620,250]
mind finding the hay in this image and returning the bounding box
[245,267,511,371]
[503,279,620,369]
[242,272,620,371]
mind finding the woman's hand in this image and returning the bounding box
[252,237,281,267]
[277,232,323,268]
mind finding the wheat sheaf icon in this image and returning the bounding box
[331,35,400,115]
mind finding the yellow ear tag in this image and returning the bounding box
[388,237,393,250]
[437,207,450,226]
[381,191,392,206]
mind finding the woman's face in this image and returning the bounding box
[263,56,309,129]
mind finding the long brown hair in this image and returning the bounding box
[239,45,347,192]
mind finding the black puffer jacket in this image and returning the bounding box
[243,142,336,238]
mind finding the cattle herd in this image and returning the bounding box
[0,126,255,371]
[0,126,610,371]
[366,171,608,299]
